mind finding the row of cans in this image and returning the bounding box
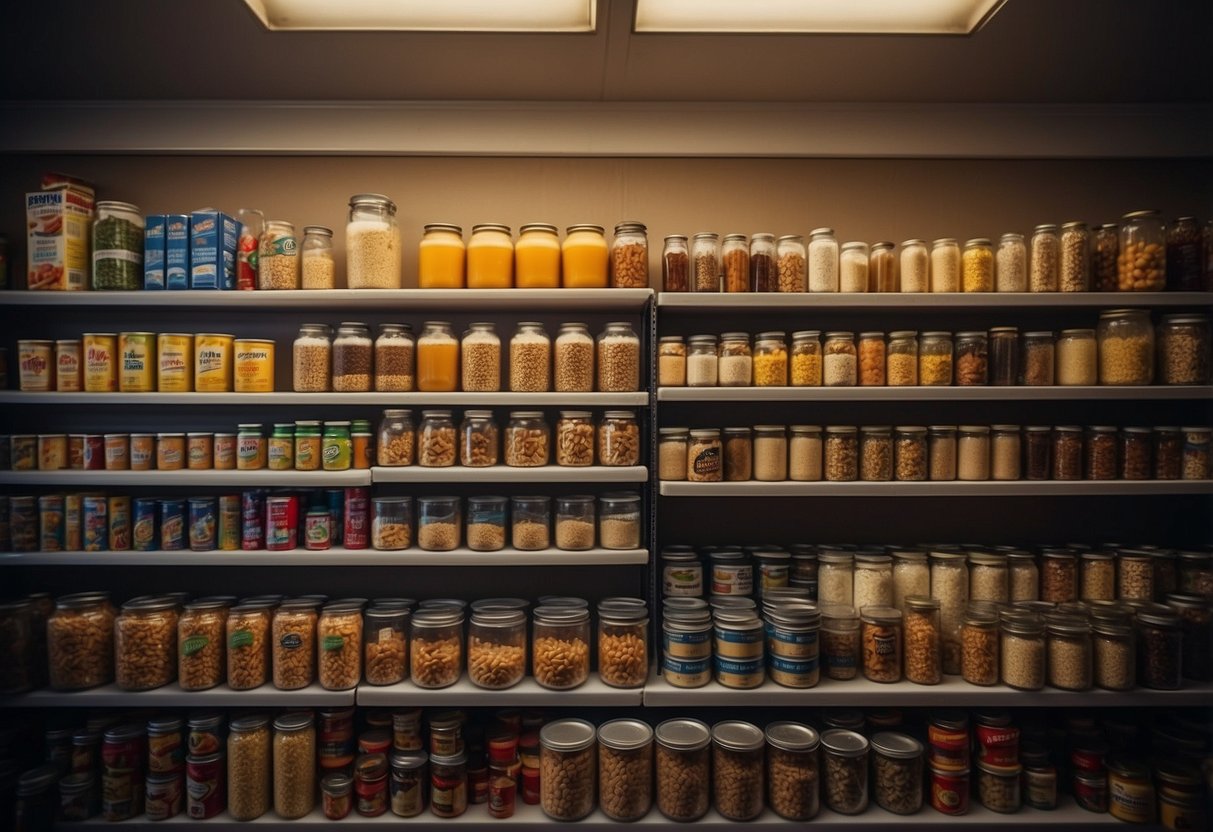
[4,488,370,553]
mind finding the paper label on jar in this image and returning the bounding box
[379,627,394,643]
[662,565,702,596]
[872,632,897,656]
[280,633,303,650]
[323,635,345,651]
[691,445,721,477]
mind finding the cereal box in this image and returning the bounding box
[189,210,237,290]
[144,214,167,289]
[25,177,95,290]
[166,214,190,290]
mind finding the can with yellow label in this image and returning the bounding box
[130,434,155,471]
[157,333,194,392]
[118,331,156,392]
[83,333,118,392]
[195,333,234,392]
[55,340,81,392]
[37,434,67,470]
[233,338,275,393]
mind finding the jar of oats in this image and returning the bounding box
[228,715,271,821]
[539,719,597,821]
[655,718,711,822]
[824,426,858,482]
[459,411,499,468]
[597,719,653,822]
[273,712,316,819]
[533,605,591,690]
[1046,618,1093,691]
[178,599,226,691]
[789,425,823,481]
[293,324,331,392]
[318,603,362,690]
[347,194,401,289]
[1093,620,1135,691]
[377,409,415,467]
[374,323,415,392]
[410,607,463,689]
[271,599,318,690]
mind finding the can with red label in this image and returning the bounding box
[82,434,104,470]
[10,496,37,553]
[266,495,299,550]
[344,487,369,549]
[930,766,970,815]
[241,490,265,550]
[305,507,332,550]
[928,711,970,772]
[974,711,1019,768]
[108,496,131,551]
[217,495,240,551]
[82,495,108,551]
[185,752,224,819]
[145,773,183,820]
[160,499,186,550]
[188,497,217,551]
[133,498,158,551]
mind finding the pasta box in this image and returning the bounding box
[143,214,167,289]
[189,209,236,290]
[166,214,190,290]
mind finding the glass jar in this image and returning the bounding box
[955,331,988,386]
[891,550,929,610]
[686,335,719,387]
[1168,592,1212,681]
[858,331,885,386]
[1052,425,1083,480]
[860,426,893,481]
[556,495,596,550]
[957,425,990,481]
[1009,551,1040,601]
[347,194,401,289]
[790,331,822,386]
[658,335,687,386]
[561,224,608,288]
[661,234,690,292]
[273,713,316,819]
[1116,550,1155,600]
[418,410,456,467]
[178,600,226,691]
[1118,210,1166,291]
[1030,224,1059,292]
[505,411,549,467]
[1085,426,1118,480]
[748,232,776,292]
[418,223,465,288]
[332,322,373,393]
[721,233,749,292]
[765,723,819,821]
[820,729,869,815]
[600,492,641,550]
[691,232,720,293]
[430,752,468,818]
[870,241,897,292]
[467,495,507,552]
[881,330,917,386]
[962,238,994,292]
[599,411,640,467]
[1094,223,1119,291]
[659,427,689,481]
[533,606,590,690]
[818,552,855,606]
[919,331,953,385]
[371,496,413,551]
[226,604,270,691]
[459,410,499,468]
[1060,221,1091,292]
[410,607,463,689]
[317,603,362,690]
[1081,551,1116,600]
[596,719,653,822]
[1021,330,1055,385]
[371,323,415,392]
[987,425,1020,481]
[854,553,893,609]
[511,495,550,551]
[271,600,317,690]
[930,551,969,674]
[1168,216,1203,290]
[1000,614,1045,690]
[1158,314,1211,385]
[655,719,711,821]
[467,223,513,288]
[417,496,460,551]
[417,321,459,393]
[983,325,1017,387]
[752,425,787,482]
[961,609,1000,686]
[377,409,414,467]
[996,232,1027,292]
[1099,309,1154,385]
[1138,610,1183,689]
[772,233,807,292]
[718,332,753,386]
[899,239,929,292]
[808,228,839,292]
[903,597,942,685]
[754,331,788,386]
[292,323,331,393]
[930,238,960,292]
[839,241,869,293]
[789,425,823,481]
[114,597,178,692]
[554,322,594,392]
[228,715,271,821]
[861,606,903,683]
[299,225,335,289]
[515,222,560,288]
[1178,550,1213,597]
[509,322,551,392]
[710,721,764,821]
[91,200,144,289]
[872,732,924,814]
[824,426,858,482]
[598,321,641,392]
[823,331,856,387]
[1057,328,1097,385]
[459,322,500,392]
[821,605,860,680]
[555,411,594,467]
[1021,425,1050,479]
[1184,426,1211,479]
[468,609,526,690]
[969,552,1009,603]
[1093,621,1135,691]
[258,219,299,289]
[978,761,1022,814]
[598,601,648,688]
[610,221,648,288]
[1046,620,1093,691]
[1042,549,1078,603]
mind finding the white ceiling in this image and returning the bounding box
[2,0,1210,103]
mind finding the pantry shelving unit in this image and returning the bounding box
[371,465,649,483]
[0,469,372,487]
[657,291,1213,309]
[659,481,1213,497]
[0,392,650,406]
[0,682,355,709]
[658,385,1213,401]
[356,676,642,708]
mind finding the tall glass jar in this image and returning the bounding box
[892,550,929,610]
[259,220,299,289]
[987,326,1018,386]
[301,226,335,289]
[460,322,500,392]
[1047,619,1093,691]
[1029,224,1059,292]
[961,609,1000,686]
[955,331,988,386]
[930,238,960,292]
[377,408,414,467]
[824,426,858,482]
[273,712,316,819]
[722,234,749,292]
[776,234,806,292]
[597,719,654,822]
[598,601,648,688]
[754,331,788,387]
[687,335,718,387]
[790,331,821,386]
[467,223,513,288]
[858,332,886,386]
[1093,620,1135,691]
[515,223,560,288]
[179,599,227,691]
[658,335,686,386]
[553,322,594,393]
[818,551,855,607]
[887,331,918,386]
[839,242,869,293]
[1021,331,1055,386]
[928,425,957,480]
[821,605,860,680]
[808,228,839,293]
[919,331,953,386]
[1060,221,1091,292]
[718,333,752,387]
[533,606,591,690]
[417,495,461,551]
[509,322,551,392]
[823,332,857,387]
[1041,549,1078,603]
[820,729,869,815]
[765,722,820,821]
[1057,328,1097,385]
[1137,610,1183,689]
[418,410,456,468]
[597,321,641,392]
[1118,210,1165,291]
[996,232,1027,292]
[860,426,893,482]
[271,600,317,690]
[711,721,765,821]
[317,603,362,690]
[228,715,271,821]
[962,238,994,292]
[655,719,711,822]
[293,323,331,392]
[417,321,458,393]
[371,323,414,393]
[562,225,608,288]
[347,194,401,289]
[748,233,776,292]
[1157,314,1211,385]
[90,200,144,289]
[662,234,690,292]
[894,426,927,481]
[1095,223,1119,291]
[871,732,925,814]
[227,604,270,691]
[789,425,823,481]
[691,232,720,293]
[899,239,929,293]
[990,425,1021,480]
[504,411,549,468]
[332,322,373,392]
[418,223,465,288]
[611,221,648,288]
[930,551,969,674]
[1098,309,1154,385]
[869,242,897,292]
[467,609,526,690]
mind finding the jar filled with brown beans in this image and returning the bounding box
[597,719,653,822]
[376,409,414,467]
[467,608,525,690]
[1120,427,1153,479]
[227,604,271,691]
[318,603,362,691]
[821,729,869,815]
[375,323,415,392]
[597,599,647,688]
[1025,425,1052,480]
[539,719,596,821]
[860,426,893,481]
[363,605,408,686]
[1155,426,1183,479]
[533,605,590,690]
[1081,552,1116,602]
[179,599,227,691]
[1184,426,1211,479]
[765,722,820,821]
[1086,426,1119,480]
[1052,426,1083,480]
[825,426,858,482]
[271,599,318,691]
[410,607,463,689]
[655,719,711,822]
[871,732,924,815]
[1041,549,1078,603]
[1118,549,1155,601]
[711,721,765,822]
[1166,592,1212,681]
[115,597,178,692]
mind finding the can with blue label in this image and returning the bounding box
[82,495,108,552]
[38,494,65,552]
[188,497,216,551]
[160,499,186,550]
[108,496,131,551]
[217,495,240,551]
[325,489,344,547]
[133,498,158,551]
[64,493,83,550]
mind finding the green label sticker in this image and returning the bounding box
[322,635,345,651]
[229,629,254,649]
[182,635,209,656]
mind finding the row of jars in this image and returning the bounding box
[661,214,1212,293]
[658,313,1210,389]
[293,320,641,393]
[661,423,1213,483]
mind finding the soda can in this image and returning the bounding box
[188,497,217,551]
[82,495,108,551]
[38,494,65,552]
[133,498,158,551]
[344,487,369,549]
[108,496,132,551]
[213,495,238,551]
[325,489,345,547]
[160,499,186,550]
[10,496,38,552]
[241,490,265,550]
[0,496,9,551]
[265,495,298,551]
[64,493,83,550]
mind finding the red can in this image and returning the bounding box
[975,713,1019,768]
[469,765,488,805]
[186,752,224,819]
[928,712,970,772]
[101,724,146,772]
[359,730,392,756]
[266,495,298,550]
[930,766,970,815]
[241,490,265,550]
[1071,740,1108,773]
[82,434,105,470]
[488,766,516,818]
[521,765,540,805]
[344,487,369,549]
[319,708,356,745]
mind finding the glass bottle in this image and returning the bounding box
[467,223,514,288]
[662,234,690,292]
[839,242,869,293]
[514,223,560,288]
[562,224,608,288]
[418,223,465,288]
[749,233,776,292]
[347,194,401,289]
[375,323,415,392]
[776,234,806,292]
[808,228,839,292]
[996,232,1027,292]
[691,232,721,293]
[930,238,960,292]
[1118,210,1165,291]
[1098,309,1154,385]
[869,242,897,292]
[722,233,749,293]
[417,321,459,392]
[1029,224,1059,292]
[899,239,928,293]
[300,225,335,289]
[962,238,994,292]
[293,323,331,393]
[1060,221,1091,292]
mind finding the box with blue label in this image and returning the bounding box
[166,214,190,290]
[143,214,167,289]
[189,210,237,290]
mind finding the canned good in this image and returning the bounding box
[930,766,970,815]
[103,433,129,470]
[147,718,185,774]
[56,339,82,391]
[187,433,213,470]
[118,332,156,392]
[189,497,217,551]
[157,333,194,392]
[213,433,236,469]
[82,495,108,551]
[64,493,82,549]
[266,495,298,551]
[10,496,37,552]
[305,507,331,550]
[18,339,54,391]
[37,433,67,470]
[130,434,153,470]
[101,724,146,821]
[187,714,224,756]
[186,752,224,819]
[234,338,275,392]
[217,495,240,550]
[928,712,970,772]
[241,491,265,550]
[237,424,265,470]
[326,489,345,547]
[195,333,234,392]
[108,496,131,550]
[67,434,84,468]
[160,499,186,550]
[81,435,104,469]
[83,333,118,392]
[38,494,65,551]
[157,433,185,470]
[269,424,294,471]
[133,498,158,551]
[145,773,183,820]
[12,435,35,470]
[345,487,369,549]
[59,772,95,821]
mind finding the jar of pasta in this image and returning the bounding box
[273,712,316,819]
[227,604,270,691]
[753,331,788,386]
[919,331,953,386]
[178,600,226,691]
[962,238,994,292]
[597,599,648,688]
[722,234,749,293]
[363,606,408,686]
[858,332,886,386]
[409,607,463,689]
[418,410,456,467]
[318,603,362,691]
[533,605,591,690]
[1098,308,1154,385]
[790,331,821,386]
[599,411,640,467]
[115,597,178,692]
[505,411,549,467]
[611,221,648,288]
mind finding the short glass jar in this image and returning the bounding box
[823,332,857,387]
[765,722,820,821]
[753,331,788,386]
[418,410,456,468]
[554,322,594,393]
[467,223,513,288]
[598,600,648,688]
[824,426,858,482]
[955,331,988,386]
[409,607,463,689]
[957,425,991,481]
[504,411,550,468]
[789,425,822,481]
[611,221,648,289]
[418,223,465,288]
[332,322,373,393]
[840,241,869,293]
[808,228,839,292]
[1098,309,1154,385]
[686,335,719,388]
[416,321,458,392]
[718,333,752,387]
[467,608,526,690]
[1057,328,1097,386]
[658,336,686,387]
[860,426,893,482]
[301,225,335,289]
[533,606,591,690]
[597,321,641,393]
[599,492,642,550]
[416,495,461,551]
[459,410,499,468]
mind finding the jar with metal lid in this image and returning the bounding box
[822,331,856,387]
[270,600,317,690]
[771,233,806,292]
[298,225,334,289]
[821,605,860,680]
[754,331,788,386]
[1057,327,1097,385]
[466,608,525,690]
[598,600,647,688]
[995,232,1027,292]
[560,224,607,287]
[293,323,331,392]
[721,233,749,292]
[869,241,897,292]
[610,221,648,288]
[353,753,389,817]
[374,409,414,468]
[764,722,819,821]
[658,335,686,386]
[786,330,822,386]
[919,331,953,385]
[710,721,764,821]
[789,424,823,481]
[654,719,710,821]
[966,551,1007,603]
[983,325,1016,386]
[501,411,548,467]
[718,332,752,386]
[1105,756,1154,824]
[691,231,720,292]
[456,322,499,392]
[1000,614,1045,690]
[1158,314,1210,385]
[854,553,893,610]
[889,549,928,610]
[467,223,514,288]
[860,606,902,683]
[824,426,858,482]
[387,751,425,817]
[986,425,1019,481]
[1042,549,1078,603]
[931,238,960,292]
[1099,308,1155,384]
[317,603,362,690]
[409,607,463,689]
[1046,619,1093,691]
[925,425,956,480]
[272,712,315,819]
[1029,223,1059,292]
[226,715,271,821]
[1167,592,1212,681]
[871,732,924,814]
[418,222,465,288]
[331,322,373,393]
[857,331,885,386]
[1138,610,1182,689]
[818,551,854,606]
[1118,210,1165,290]
[661,547,703,598]
[1058,220,1091,292]
[821,729,869,814]
[753,425,787,482]
[1093,620,1135,691]
[1050,425,1082,480]
[953,331,987,386]
[723,426,753,481]
[902,596,941,684]
[661,234,690,292]
[1178,550,1213,597]
[962,238,993,292]
[1020,425,1049,479]
[1089,224,1119,293]
[1167,216,1203,290]
[658,427,689,481]
[429,751,468,818]
[686,428,722,482]
[593,720,652,822]
[1020,330,1054,385]
[747,232,776,292]
[976,761,1022,813]
[417,321,458,392]
[363,605,408,685]
[599,492,641,550]
[839,241,869,293]
[597,321,640,392]
[417,410,455,467]
[957,425,990,480]
[1184,426,1212,478]
[46,593,113,691]
[514,223,559,288]
[113,597,177,691]
[506,321,549,392]
[254,219,298,290]
[808,228,839,292]
[346,194,400,288]
[684,334,717,387]
[538,719,596,821]
[961,608,1000,685]
[552,322,593,392]
[533,605,590,689]
[899,239,929,292]
[552,410,592,467]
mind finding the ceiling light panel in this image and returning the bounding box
[244,0,596,32]
[634,0,1004,34]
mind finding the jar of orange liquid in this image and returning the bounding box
[417,321,459,392]
[467,224,513,288]
[418,224,465,289]
[515,223,561,288]
[562,225,608,288]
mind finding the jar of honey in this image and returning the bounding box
[467,224,513,288]
[417,322,459,392]
[515,223,561,288]
[418,224,465,289]
[562,225,608,288]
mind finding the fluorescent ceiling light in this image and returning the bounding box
[243,0,596,32]
[634,0,1004,34]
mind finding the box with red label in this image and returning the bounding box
[25,174,95,290]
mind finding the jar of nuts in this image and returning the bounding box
[655,718,711,822]
[376,409,414,468]
[597,719,653,822]
[1093,620,1135,691]
[458,411,498,468]
[824,426,858,482]
[611,221,648,288]
[114,596,178,691]
[467,495,507,552]
[363,606,408,686]
[764,722,820,821]
[48,592,114,691]
[468,608,526,690]
[505,411,549,467]
[374,323,415,392]
[597,599,647,688]
[598,410,640,467]
[861,605,903,684]
[894,426,928,481]
[417,496,461,552]
[555,411,595,467]
[318,603,362,690]
[509,322,551,392]
[961,608,1000,686]
[539,719,597,821]
[460,322,500,393]
[555,495,596,550]
[860,426,893,482]
[554,322,594,393]
[273,712,316,820]
[292,323,331,392]
[533,605,590,690]
[870,731,924,815]
[1041,549,1078,603]
[511,495,550,551]
[227,604,271,691]
[955,330,988,385]
[332,322,373,393]
[410,607,463,689]
[1157,314,1211,385]
[271,599,317,690]
[903,595,942,685]
[178,599,226,691]
[418,410,456,468]
[228,715,271,821]
[371,497,412,551]
[821,728,869,815]
[597,321,641,392]
[710,721,764,821]
[1118,210,1166,291]
[599,492,641,550]
[1178,550,1213,597]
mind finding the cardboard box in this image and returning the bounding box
[143,214,167,289]
[189,210,237,290]
[25,182,94,290]
[166,214,190,290]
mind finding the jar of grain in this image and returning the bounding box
[228,714,271,821]
[556,495,596,550]
[722,233,749,293]
[115,597,178,691]
[854,554,893,610]
[996,232,1027,292]
[749,232,776,292]
[371,323,415,392]
[597,719,653,822]
[789,425,823,481]
[687,428,722,482]
[416,496,461,551]
[903,596,942,685]
[347,194,401,289]
[1166,592,1211,681]
[824,426,858,481]
[300,225,335,289]
[1184,426,1212,478]
[1158,314,1211,385]
[662,234,690,293]
[839,242,869,293]
[930,550,969,674]
[455,322,499,392]
[178,600,226,691]
[1022,425,1050,479]
[467,608,525,690]
[533,606,591,690]
[1057,328,1097,385]
[790,330,822,386]
[718,332,752,386]
[258,220,299,289]
[376,409,414,467]
[418,222,465,288]
[418,410,456,467]
[1118,210,1165,291]
[899,239,929,292]
[919,331,953,385]
[1098,309,1154,385]
[1085,426,1119,480]
[691,232,720,293]
[821,729,869,814]
[928,425,957,480]
[969,552,1010,603]
[1093,223,1119,290]
[857,332,886,386]
[1168,216,1204,290]
[1093,620,1135,691]
[861,606,903,683]
[655,719,711,821]
[1178,550,1213,597]
[891,549,929,610]
[754,331,788,386]
[1078,551,1115,601]
[1041,549,1078,603]
[658,427,689,481]
[332,322,373,393]
[370,497,413,552]
[598,321,640,392]
[417,321,458,392]
[808,228,839,292]
[1000,614,1045,690]
[821,604,860,680]
[869,241,897,292]
[1030,224,1059,292]
[722,426,752,481]
[871,732,924,814]
[765,722,819,821]
[459,410,499,468]
[963,238,994,292]
[317,603,362,690]
[930,238,960,292]
[292,323,331,392]
[430,751,468,817]
[753,425,788,482]
[599,492,641,550]
[273,712,316,819]
[711,721,764,821]
[990,424,1021,481]
[1007,551,1039,601]
[818,551,854,606]
[611,221,648,289]
[1051,425,1083,480]
[683,334,718,387]
[658,336,686,386]
[227,604,270,691]
[1046,618,1093,691]
[823,332,856,387]
[1021,330,1055,385]
[505,322,549,392]
[957,425,991,480]
[1059,221,1091,292]
[961,609,1000,685]
[598,601,647,688]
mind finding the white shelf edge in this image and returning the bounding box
[356,675,642,707]
[657,291,1213,308]
[0,391,651,406]
[659,480,1213,497]
[0,469,371,487]
[0,682,355,709]
[372,465,648,484]
[8,548,649,567]
[658,385,1213,402]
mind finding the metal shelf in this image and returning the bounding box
[657,291,1212,309]
[658,385,1213,402]
[0,391,650,406]
[0,682,354,709]
[659,480,1213,497]
[6,547,648,567]
[372,465,648,484]
[0,469,371,487]
[0,288,654,310]
[357,675,642,707]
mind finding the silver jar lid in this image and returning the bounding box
[765,721,820,752]
[655,718,711,751]
[540,719,596,752]
[712,721,764,753]
[597,719,653,751]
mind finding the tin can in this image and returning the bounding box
[326,489,345,547]
[10,496,37,552]
[353,431,372,469]
[145,773,183,821]
[38,494,65,551]
[0,496,8,551]
[12,435,37,470]
[233,338,275,392]
[17,339,54,391]
[160,499,186,550]
[187,433,213,470]
[185,752,224,819]
[147,718,185,775]
[344,487,369,549]
[217,495,240,551]
[102,724,146,821]
[56,339,82,391]
[157,433,185,470]
[521,766,540,805]
[68,434,85,468]
[37,433,67,470]
[488,766,516,818]
[61,493,81,550]
[305,507,331,550]
[928,712,970,772]
[210,433,234,469]
[133,498,158,551]
[81,434,104,469]
[241,490,265,549]
[194,333,234,392]
[104,433,130,470]
[930,766,970,815]
[118,331,156,392]
[266,495,298,550]
[237,424,265,470]
[83,333,118,392]
[130,434,154,470]
[974,713,1019,768]
[186,714,224,756]
[188,497,217,551]
[82,495,108,551]
[1074,770,1109,813]
[156,333,194,392]
[108,496,131,550]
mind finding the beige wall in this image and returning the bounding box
[3,155,1210,288]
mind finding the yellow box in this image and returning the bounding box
[118,332,156,392]
[83,333,118,392]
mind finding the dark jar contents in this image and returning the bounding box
[989,328,1019,386]
[1021,332,1055,386]
[1052,428,1083,480]
[1154,428,1182,480]
[662,236,690,293]
[1024,428,1051,480]
[1166,217,1203,291]
[1137,612,1183,690]
[1085,428,1118,480]
[1120,428,1152,480]
[955,333,988,386]
[750,234,777,292]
